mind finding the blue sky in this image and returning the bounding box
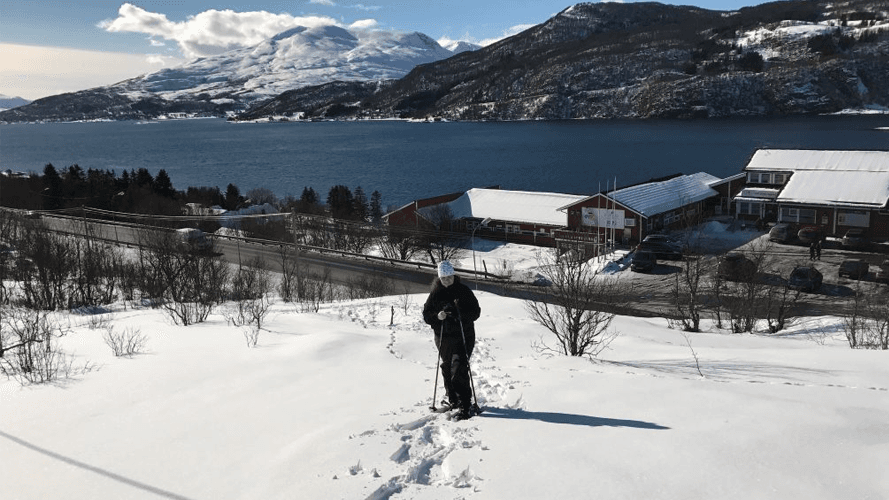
[1,0,762,100]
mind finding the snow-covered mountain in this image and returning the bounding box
[0,26,462,122]
[0,94,30,111]
[240,0,889,121]
[120,25,455,102]
[440,39,482,54]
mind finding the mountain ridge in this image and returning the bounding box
[237,0,889,121]
[0,25,466,123]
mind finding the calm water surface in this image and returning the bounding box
[2,116,887,208]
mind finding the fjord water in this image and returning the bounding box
[1,116,886,208]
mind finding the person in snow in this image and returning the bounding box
[423,261,481,420]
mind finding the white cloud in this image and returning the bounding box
[148,38,165,47]
[349,19,378,30]
[479,24,536,47]
[310,0,337,5]
[350,4,382,11]
[99,3,340,59]
[0,43,185,100]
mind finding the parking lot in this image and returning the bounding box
[621,229,889,317]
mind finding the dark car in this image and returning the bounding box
[788,266,823,292]
[797,227,823,245]
[769,223,795,243]
[841,229,868,250]
[717,253,757,281]
[631,250,657,273]
[637,238,683,261]
[838,260,869,280]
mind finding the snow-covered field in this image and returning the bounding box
[3,288,887,499]
[3,221,887,499]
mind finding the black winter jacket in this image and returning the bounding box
[422,276,481,338]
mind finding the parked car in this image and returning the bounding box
[631,250,657,273]
[637,239,683,260]
[797,226,823,245]
[875,260,889,285]
[787,266,823,292]
[642,234,672,245]
[838,260,869,280]
[769,223,795,243]
[841,229,868,250]
[717,253,757,281]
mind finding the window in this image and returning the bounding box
[780,207,816,224]
[838,211,869,227]
[506,224,520,233]
[738,202,761,216]
[773,173,788,185]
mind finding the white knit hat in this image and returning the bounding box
[438,261,455,278]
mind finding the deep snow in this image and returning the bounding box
[2,288,888,499]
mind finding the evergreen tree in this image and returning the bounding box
[42,164,63,210]
[153,169,176,198]
[135,168,154,188]
[225,183,241,210]
[370,190,383,224]
[353,186,369,221]
[326,185,354,219]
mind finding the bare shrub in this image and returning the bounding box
[844,286,889,350]
[144,230,230,326]
[345,272,394,300]
[764,281,801,334]
[278,244,300,302]
[243,326,261,348]
[524,250,629,357]
[671,254,708,332]
[102,325,147,357]
[0,307,88,384]
[297,267,335,313]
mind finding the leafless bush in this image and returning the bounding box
[379,227,423,262]
[144,231,229,326]
[396,288,414,315]
[671,254,708,332]
[296,267,335,313]
[0,307,90,384]
[764,281,801,334]
[85,313,111,330]
[844,286,889,350]
[345,272,394,300]
[102,325,147,357]
[525,250,629,357]
[242,326,261,348]
[278,244,301,302]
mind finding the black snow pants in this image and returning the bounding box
[435,320,475,409]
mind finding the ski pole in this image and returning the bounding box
[429,317,445,411]
[453,299,480,414]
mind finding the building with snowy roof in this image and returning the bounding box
[385,187,586,246]
[556,172,745,248]
[734,149,889,239]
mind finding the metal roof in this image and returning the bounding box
[609,172,720,217]
[446,188,586,226]
[745,149,889,172]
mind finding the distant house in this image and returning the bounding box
[557,173,745,248]
[734,149,889,239]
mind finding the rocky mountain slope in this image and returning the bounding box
[0,26,462,123]
[238,0,889,121]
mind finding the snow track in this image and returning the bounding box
[328,298,509,498]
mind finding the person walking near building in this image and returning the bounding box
[422,261,481,420]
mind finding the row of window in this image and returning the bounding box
[747,172,790,185]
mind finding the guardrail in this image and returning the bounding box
[3,206,505,282]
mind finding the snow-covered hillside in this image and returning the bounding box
[2,269,887,498]
[115,25,457,102]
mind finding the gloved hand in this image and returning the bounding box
[437,310,448,321]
